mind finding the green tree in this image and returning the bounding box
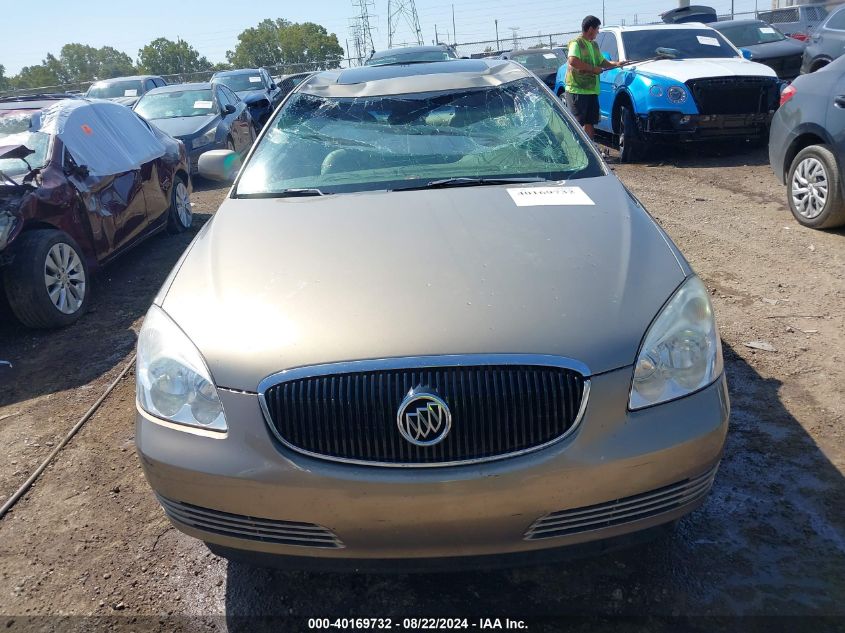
[95,46,136,79]
[138,37,212,75]
[227,19,344,71]
[0,65,9,92]
[11,64,61,90]
[211,61,232,72]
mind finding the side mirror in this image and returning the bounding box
[740,48,753,60]
[223,104,236,115]
[198,149,242,182]
[269,83,277,90]
[602,52,613,62]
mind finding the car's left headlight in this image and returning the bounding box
[136,305,227,431]
[195,127,217,148]
[666,86,687,104]
[629,276,724,410]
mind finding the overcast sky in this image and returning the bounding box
[2,0,762,75]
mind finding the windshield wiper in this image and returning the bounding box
[391,177,548,192]
[278,188,329,197]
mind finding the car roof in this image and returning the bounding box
[143,82,212,96]
[0,93,80,110]
[604,23,717,31]
[89,75,161,84]
[370,45,453,59]
[213,69,263,77]
[711,19,767,28]
[301,59,531,98]
[508,49,556,55]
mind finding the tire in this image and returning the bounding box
[810,60,829,73]
[786,144,845,229]
[618,105,646,163]
[166,175,192,234]
[3,230,90,329]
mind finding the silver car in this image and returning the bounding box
[135,59,729,568]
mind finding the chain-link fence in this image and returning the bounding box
[0,57,361,98]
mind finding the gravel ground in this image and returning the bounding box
[0,146,843,632]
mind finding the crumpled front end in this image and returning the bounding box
[0,189,24,255]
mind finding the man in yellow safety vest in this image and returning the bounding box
[565,15,626,139]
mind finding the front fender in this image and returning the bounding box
[612,71,699,116]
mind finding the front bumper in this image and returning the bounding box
[641,111,774,141]
[136,366,729,564]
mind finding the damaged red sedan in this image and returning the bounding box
[0,95,192,328]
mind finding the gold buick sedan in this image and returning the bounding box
[134,59,729,570]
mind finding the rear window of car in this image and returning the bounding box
[825,7,845,29]
[367,50,456,66]
[235,77,602,196]
[716,22,786,47]
[511,52,562,69]
[86,80,144,99]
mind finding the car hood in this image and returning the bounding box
[629,57,778,82]
[160,177,688,391]
[149,114,217,139]
[743,38,806,59]
[236,90,269,104]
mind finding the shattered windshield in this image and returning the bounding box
[622,29,738,60]
[235,78,601,196]
[135,90,218,119]
[0,112,50,176]
[86,80,144,99]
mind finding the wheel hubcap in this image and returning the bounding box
[175,181,192,227]
[44,243,85,314]
[791,157,828,219]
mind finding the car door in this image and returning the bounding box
[220,85,252,150]
[598,32,621,129]
[143,78,156,98]
[827,65,845,181]
[65,145,148,261]
[817,8,845,62]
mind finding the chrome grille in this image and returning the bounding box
[260,357,588,467]
[685,77,780,115]
[158,495,344,548]
[524,464,719,540]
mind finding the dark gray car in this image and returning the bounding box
[134,83,255,175]
[769,55,845,228]
[712,19,806,80]
[498,49,565,90]
[211,68,282,130]
[801,4,845,73]
[85,75,167,107]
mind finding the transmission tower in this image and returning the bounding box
[349,0,377,62]
[388,0,423,48]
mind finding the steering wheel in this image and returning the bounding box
[320,149,353,175]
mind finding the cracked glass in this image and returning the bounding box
[236,77,602,196]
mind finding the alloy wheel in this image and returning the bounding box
[175,180,192,227]
[44,243,86,314]
[791,157,828,220]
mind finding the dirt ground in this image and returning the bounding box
[0,145,843,631]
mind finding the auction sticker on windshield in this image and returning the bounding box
[543,53,558,59]
[124,89,138,97]
[507,186,594,206]
[193,101,213,109]
[249,76,261,83]
[696,36,720,46]
[760,27,777,34]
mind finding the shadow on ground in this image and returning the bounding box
[0,212,213,407]
[221,344,845,627]
[599,137,771,169]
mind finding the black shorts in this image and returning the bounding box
[565,92,600,125]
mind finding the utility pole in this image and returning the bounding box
[495,19,500,51]
[602,0,606,24]
[509,26,520,50]
[452,4,457,45]
[434,25,438,45]
[387,0,423,48]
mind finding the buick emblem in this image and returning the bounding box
[396,388,452,447]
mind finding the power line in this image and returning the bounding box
[388,0,424,47]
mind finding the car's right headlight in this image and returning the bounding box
[629,276,724,410]
[136,305,227,431]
